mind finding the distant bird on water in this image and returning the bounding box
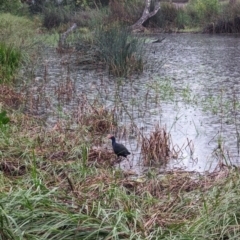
[108,135,131,158]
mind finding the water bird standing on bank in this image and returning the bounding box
[108,135,131,158]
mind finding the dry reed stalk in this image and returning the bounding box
[76,98,116,135]
[141,125,172,166]
[55,77,75,102]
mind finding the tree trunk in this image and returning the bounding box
[58,23,77,50]
[130,0,161,31]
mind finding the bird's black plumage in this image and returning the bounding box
[109,136,130,158]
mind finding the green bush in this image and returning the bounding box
[187,0,220,25]
[95,25,143,76]
[0,13,37,49]
[76,0,110,9]
[204,2,240,33]
[0,43,22,84]
[42,5,71,29]
[154,3,178,28]
[0,0,22,14]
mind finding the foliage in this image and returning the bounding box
[0,0,23,15]
[108,0,144,25]
[206,2,240,33]
[76,0,109,9]
[149,2,179,29]
[0,43,22,84]
[73,7,109,29]
[0,13,37,49]
[187,0,220,25]
[0,111,10,127]
[42,4,71,29]
[95,25,143,76]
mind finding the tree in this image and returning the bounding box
[130,0,161,31]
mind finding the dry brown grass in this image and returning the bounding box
[0,85,23,108]
[88,146,116,166]
[75,98,116,136]
[141,125,173,166]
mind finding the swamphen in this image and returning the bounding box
[108,135,131,158]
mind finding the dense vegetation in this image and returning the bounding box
[1,0,240,239]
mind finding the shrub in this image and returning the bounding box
[108,0,144,25]
[152,2,178,28]
[76,0,110,9]
[42,5,71,29]
[0,13,37,49]
[0,43,22,84]
[204,2,240,33]
[0,0,22,14]
[73,7,109,29]
[187,0,220,25]
[95,25,143,76]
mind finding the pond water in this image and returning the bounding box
[22,33,240,173]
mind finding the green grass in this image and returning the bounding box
[0,13,41,83]
[0,13,38,50]
[0,43,22,84]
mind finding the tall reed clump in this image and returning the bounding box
[95,25,144,77]
[0,43,22,84]
[141,125,173,166]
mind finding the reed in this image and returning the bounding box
[141,125,172,166]
[95,25,143,76]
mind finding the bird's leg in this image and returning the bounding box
[116,156,121,169]
[126,157,132,169]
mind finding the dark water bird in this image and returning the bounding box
[108,135,131,158]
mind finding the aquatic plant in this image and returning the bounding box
[141,125,173,166]
[95,25,144,76]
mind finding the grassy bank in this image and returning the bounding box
[0,13,40,84]
[0,87,240,239]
